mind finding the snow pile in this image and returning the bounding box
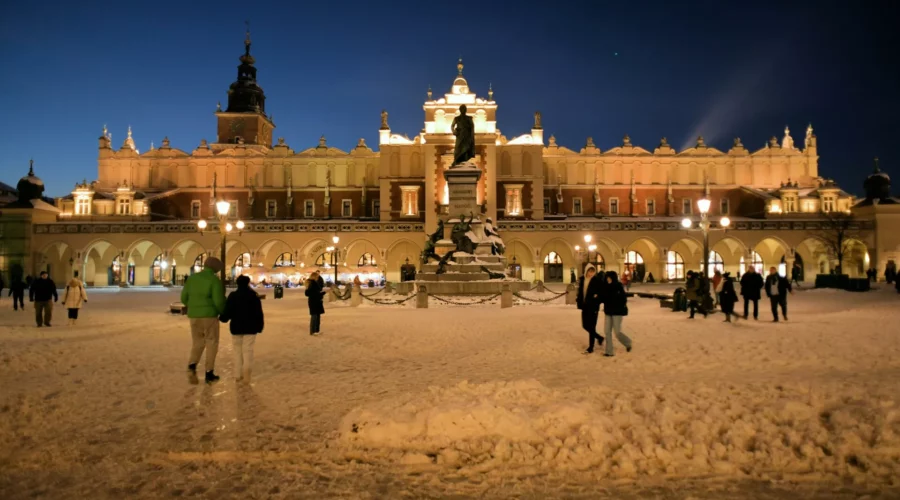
[340,379,900,481]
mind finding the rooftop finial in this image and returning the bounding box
[29,158,34,176]
[426,85,432,100]
[874,157,881,173]
[488,82,493,100]
[457,57,464,76]
[244,20,251,53]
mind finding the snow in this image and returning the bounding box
[2,286,900,498]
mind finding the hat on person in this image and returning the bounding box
[204,257,224,272]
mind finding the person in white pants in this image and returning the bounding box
[219,275,264,383]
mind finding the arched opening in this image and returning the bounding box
[126,240,164,286]
[274,252,294,267]
[708,250,725,278]
[666,250,685,281]
[751,251,764,274]
[625,250,644,281]
[505,240,535,281]
[791,253,805,281]
[192,253,207,274]
[150,254,173,285]
[232,252,251,279]
[358,252,376,266]
[543,251,563,283]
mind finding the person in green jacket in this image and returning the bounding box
[181,257,226,384]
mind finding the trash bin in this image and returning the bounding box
[274,285,284,299]
[672,287,687,312]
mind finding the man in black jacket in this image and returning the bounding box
[9,278,26,311]
[29,271,58,327]
[764,266,793,322]
[739,267,764,320]
[576,264,605,354]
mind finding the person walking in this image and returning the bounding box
[602,271,632,357]
[685,271,701,319]
[576,264,605,354]
[29,271,58,327]
[219,275,264,383]
[305,271,326,336]
[9,277,26,311]
[740,267,763,320]
[62,271,88,325]
[765,266,793,322]
[712,270,723,307]
[181,257,226,384]
[719,273,739,323]
[791,263,803,288]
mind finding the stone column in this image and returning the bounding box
[659,248,669,283]
[565,283,577,305]
[416,285,428,309]
[500,284,512,308]
[350,284,362,307]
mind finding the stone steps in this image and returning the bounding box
[415,273,491,282]
[421,263,506,273]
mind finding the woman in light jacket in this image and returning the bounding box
[602,271,633,357]
[62,271,88,325]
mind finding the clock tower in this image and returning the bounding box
[215,27,275,146]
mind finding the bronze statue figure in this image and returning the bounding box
[451,212,477,254]
[451,105,475,166]
[421,220,444,264]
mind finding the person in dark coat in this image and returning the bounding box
[764,266,793,322]
[602,271,633,357]
[9,278,26,311]
[576,264,605,354]
[305,271,326,336]
[790,263,802,287]
[739,267,764,320]
[219,275,264,383]
[719,273,739,323]
[685,271,700,319]
[29,271,58,327]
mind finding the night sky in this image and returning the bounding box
[1,0,897,198]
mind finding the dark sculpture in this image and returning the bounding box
[481,266,506,280]
[451,213,477,255]
[451,105,475,166]
[422,220,444,264]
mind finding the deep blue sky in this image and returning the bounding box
[1,0,897,198]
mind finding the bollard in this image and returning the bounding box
[501,284,512,308]
[536,280,545,294]
[565,284,577,305]
[351,284,362,307]
[326,288,335,303]
[416,285,428,309]
[385,282,393,295]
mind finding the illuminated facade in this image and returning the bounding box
[6,33,899,287]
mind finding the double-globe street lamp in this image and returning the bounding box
[574,234,598,274]
[681,197,730,276]
[325,234,340,285]
[197,200,245,284]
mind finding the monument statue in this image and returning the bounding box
[451,104,475,166]
[451,213,477,255]
[483,217,505,255]
[421,219,444,264]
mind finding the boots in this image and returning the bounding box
[205,371,220,384]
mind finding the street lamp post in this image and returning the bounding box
[197,200,244,284]
[681,197,730,277]
[328,235,340,285]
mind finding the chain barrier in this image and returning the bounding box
[332,288,352,301]
[429,293,502,306]
[361,293,417,305]
[513,290,568,303]
[360,288,385,298]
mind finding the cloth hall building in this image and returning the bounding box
[3,33,899,288]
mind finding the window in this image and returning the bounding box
[822,197,835,213]
[751,251,764,273]
[119,198,132,215]
[625,251,644,266]
[373,199,380,217]
[228,201,238,218]
[266,200,277,218]
[543,197,551,213]
[315,251,335,267]
[304,200,315,218]
[646,198,656,215]
[543,252,562,264]
[720,198,729,215]
[505,184,524,216]
[400,186,420,216]
[609,198,619,215]
[739,256,746,276]
[192,253,206,273]
[273,252,294,267]
[341,200,352,218]
[572,198,583,216]
[666,250,685,281]
[783,197,796,213]
[358,252,377,266]
[75,198,91,215]
[232,252,251,278]
[708,250,725,277]
[190,200,201,219]
[682,198,692,215]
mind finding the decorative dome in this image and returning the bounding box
[16,159,45,202]
[451,57,469,94]
[863,157,891,201]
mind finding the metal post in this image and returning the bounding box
[333,249,339,285]
[220,231,227,284]
[702,214,709,277]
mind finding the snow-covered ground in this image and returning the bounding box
[1,286,899,499]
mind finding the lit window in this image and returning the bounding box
[572,198,583,215]
[708,251,724,278]
[118,198,131,215]
[822,197,835,213]
[304,200,315,218]
[646,199,656,215]
[666,250,684,281]
[190,200,201,219]
[75,198,91,215]
[682,198,692,215]
[266,200,277,218]
[751,251,764,273]
[609,198,619,215]
[720,198,729,215]
[783,197,796,213]
[228,201,238,218]
[400,186,420,216]
[342,200,352,218]
[273,252,293,267]
[543,252,562,264]
[505,184,524,216]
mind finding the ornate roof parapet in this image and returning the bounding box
[768,136,780,149]
[622,134,632,147]
[804,123,817,151]
[782,126,795,150]
[653,137,675,155]
[160,137,171,149]
[695,135,706,148]
[121,126,139,154]
[548,134,558,148]
[99,124,112,149]
[580,136,600,154]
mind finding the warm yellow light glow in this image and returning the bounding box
[697,198,711,214]
[197,220,207,230]
[720,216,731,228]
[326,246,334,252]
[225,222,233,232]
[769,204,782,214]
[681,218,693,229]
[160,261,169,270]
[216,200,231,216]
[235,220,245,230]
[574,245,581,252]
[332,235,340,244]
[583,234,592,244]
[588,244,597,252]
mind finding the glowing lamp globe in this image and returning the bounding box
[681,218,693,229]
[197,219,207,230]
[225,222,233,232]
[160,261,169,270]
[332,235,340,244]
[216,200,231,217]
[720,216,731,228]
[574,245,581,252]
[583,234,592,244]
[589,244,597,252]
[697,198,711,214]
[235,220,245,230]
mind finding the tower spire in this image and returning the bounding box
[457,57,464,76]
[28,158,34,176]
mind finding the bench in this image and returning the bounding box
[169,302,187,315]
